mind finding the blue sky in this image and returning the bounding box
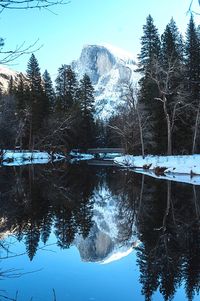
[1,0,199,78]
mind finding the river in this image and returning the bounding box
[0,161,199,301]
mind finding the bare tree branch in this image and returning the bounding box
[0,0,70,13]
[187,0,200,15]
[0,0,70,63]
[0,39,42,64]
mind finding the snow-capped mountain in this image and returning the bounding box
[72,44,139,119]
[0,65,19,92]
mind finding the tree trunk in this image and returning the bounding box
[29,118,33,150]
[136,105,145,158]
[192,102,200,154]
[163,96,172,155]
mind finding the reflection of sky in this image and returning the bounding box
[0,233,139,301]
[0,233,198,301]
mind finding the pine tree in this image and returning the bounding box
[161,18,184,68]
[138,14,161,73]
[27,54,42,94]
[14,73,34,148]
[43,69,54,113]
[185,16,200,100]
[185,15,200,153]
[55,64,78,112]
[137,15,162,154]
[78,74,95,149]
[26,54,45,148]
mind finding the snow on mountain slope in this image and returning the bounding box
[72,44,139,119]
[102,43,137,63]
[0,65,19,92]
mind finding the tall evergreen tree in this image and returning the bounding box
[161,18,184,67]
[137,15,162,153]
[55,64,78,112]
[185,16,200,101]
[78,74,95,149]
[43,69,54,113]
[26,54,46,148]
[185,15,200,153]
[138,14,161,73]
[15,73,31,148]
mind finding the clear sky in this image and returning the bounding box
[1,0,200,78]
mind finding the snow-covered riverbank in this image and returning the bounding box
[114,154,200,174]
[1,150,65,166]
[114,154,200,185]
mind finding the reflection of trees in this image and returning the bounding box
[98,169,200,301]
[0,163,97,259]
[136,178,200,301]
[104,168,141,244]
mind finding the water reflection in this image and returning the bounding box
[0,163,199,300]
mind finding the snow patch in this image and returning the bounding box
[101,43,136,63]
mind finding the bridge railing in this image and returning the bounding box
[86,148,124,154]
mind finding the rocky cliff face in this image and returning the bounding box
[0,65,19,92]
[72,44,139,119]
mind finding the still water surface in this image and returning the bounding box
[0,162,199,301]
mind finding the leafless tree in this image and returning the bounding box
[148,57,188,155]
[123,83,145,157]
[108,83,147,156]
[0,95,18,148]
[192,101,200,153]
[15,106,31,149]
[35,112,77,153]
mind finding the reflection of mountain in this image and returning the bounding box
[75,184,137,263]
[76,224,114,262]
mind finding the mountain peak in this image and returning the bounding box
[100,43,136,64]
[72,43,139,119]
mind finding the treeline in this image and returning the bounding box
[108,15,200,155]
[0,54,97,152]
